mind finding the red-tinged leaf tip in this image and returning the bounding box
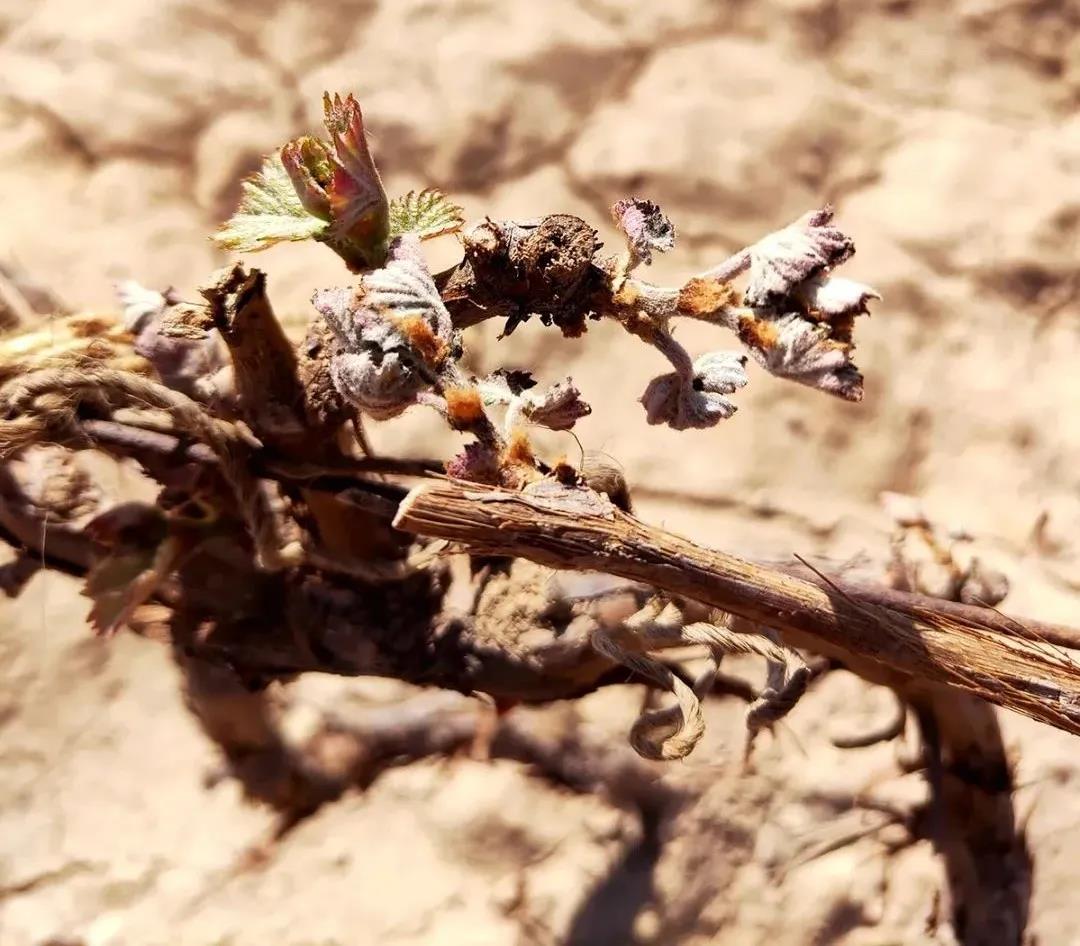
[280,137,333,221]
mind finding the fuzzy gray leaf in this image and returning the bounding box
[739,311,863,401]
[744,206,854,309]
[640,351,749,430]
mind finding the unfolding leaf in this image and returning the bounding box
[280,136,334,221]
[214,154,328,253]
[321,93,390,269]
[744,206,854,309]
[312,259,458,418]
[517,378,591,431]
[390,189,465,240]
[738,311,863,401]
[360,258,456,342]
[640,351,749,430]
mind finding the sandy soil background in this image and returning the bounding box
[1,1,1079,943]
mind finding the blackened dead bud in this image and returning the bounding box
[458,214,606,338]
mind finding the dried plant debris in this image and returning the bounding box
[591,597,811,761]
[881,491,1009,606]
[612,197,676,268]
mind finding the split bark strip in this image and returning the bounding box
[394,480,1080,738]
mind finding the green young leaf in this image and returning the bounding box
[214,154,328,253]
[389,189,465,241]
[321,93,390,270]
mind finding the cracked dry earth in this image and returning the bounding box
[2,1,1080,944]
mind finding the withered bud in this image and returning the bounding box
[611,198,676,266]
[461,215,603,337]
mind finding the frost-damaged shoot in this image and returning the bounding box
[213,93,876,476]
[6,91,1080,770]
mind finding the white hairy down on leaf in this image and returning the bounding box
[797,275,880,317]
[745,313,862,401]
[314,259,454,352]
[475,372,519,406]
[744,206,855,309]
[611,198,676,266]
[312,258,458,418]
[360,258,455,341]
[115,280,177,332]
[329,349,423,420]
[640,351,749,430]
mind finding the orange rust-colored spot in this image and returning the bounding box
[501,428,536,470]
[66,314,117,338]
[613,307,660,343]
[677,278,738,316]
[444,385,485,430]
[736,314,779,351]
[394,314,448,367]
[551,459,582,487]
[611,279,641,307]
[828,313,856,344]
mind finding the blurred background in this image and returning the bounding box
[1,1,1078,943]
